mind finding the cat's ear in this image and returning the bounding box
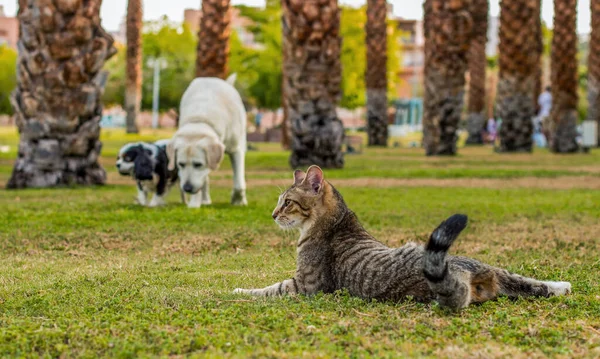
[293,169,306,186]
[305,166,324,194]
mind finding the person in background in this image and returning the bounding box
[255,110,263,132]
[486,117,497,144]
[538,86,553,144]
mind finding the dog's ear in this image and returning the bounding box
[203,138,225,171]
[166,140,176,171]
[225,73,237,86]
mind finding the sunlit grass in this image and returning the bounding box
[1,127,599,357]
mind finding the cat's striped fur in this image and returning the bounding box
[234,166,572,310]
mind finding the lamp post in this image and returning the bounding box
[147,57,167,129]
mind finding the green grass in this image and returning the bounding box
[1,128,600,357]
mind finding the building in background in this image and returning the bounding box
[393,18,424,100]
[0,5,18,50]
[391,14,499,101]
[487,17,499,57]
[109,16,127,45]
[184,8,261,49]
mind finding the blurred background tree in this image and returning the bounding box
[103,17,197,112]
[100,5,402,115]
[0,46,17,115]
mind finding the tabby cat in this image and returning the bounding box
[234,166,572,310]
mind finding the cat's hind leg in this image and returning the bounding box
[495,269,571,298]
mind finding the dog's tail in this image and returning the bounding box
[226,73,237,86]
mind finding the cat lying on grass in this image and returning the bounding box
[234,166,572,310]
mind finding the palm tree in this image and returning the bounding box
[533,0,544,110]
[282,0,344,168]
[366,0,388,147]
[465,0,489,145]
[125,0,142,134]
[196,0,231,79]
[549,0,579,153]
[423,0,472,155]
[496,0,537,152]
[7,0,116,189]
[587,0,600,144]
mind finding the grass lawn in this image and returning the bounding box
[1,128,600,358]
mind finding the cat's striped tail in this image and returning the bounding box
[423,214,469,310]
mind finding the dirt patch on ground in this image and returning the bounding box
[106,170,600,190]
[208,176,600,190]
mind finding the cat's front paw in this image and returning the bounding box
[233,288,250,295]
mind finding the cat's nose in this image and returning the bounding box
[272,211,278,220]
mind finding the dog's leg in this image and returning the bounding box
[136,183,147,206]
[229,150,247,206]
[188,193,202,208]
[180,186,186,204]
[201,178,212,205]
[148,194,166,207]
[149,173,168,207]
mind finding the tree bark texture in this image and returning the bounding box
[496,0,537,152]
[588,0,600,145]
[125,0,142,133]
[366,0,388,147]
[8,0,116,189]
[196,0,231,79]
[282,0,344,169]
[281,48,291,150]
[533,0,543,111]
[550,0,579,153]
[423,0,473,156]
[465,0,488,145]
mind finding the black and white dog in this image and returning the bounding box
[116,140,178,206]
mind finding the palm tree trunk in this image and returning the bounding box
[283,0,344,169]
[587,0,600,145]
[533,0,543,113]
[550,0,579,153]
[281,49,291,150]
[7,0,116,189]
[465,0,489,145]
[196,0,231,79]
[423,0,473,156]
[366,0,388,147]
[496,0,537,152]
[125,0,142,134]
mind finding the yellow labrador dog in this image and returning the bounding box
[167,75,247,208]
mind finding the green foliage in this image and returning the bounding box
[340,6,402,108]
[142,18,197,111]
[103,17,197,111]
[486,55,498,69]
[100,5,405,112]
[340,7,366,109]
[102,44,126,107]
[387,17,402,100]
[542,21,552,57]
[0,45,17,115]
[234,2,282,110]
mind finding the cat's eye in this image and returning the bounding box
[284,199,291,207]
[178,162,186,168]
[193,162,203,169]
[124,156,130,162]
